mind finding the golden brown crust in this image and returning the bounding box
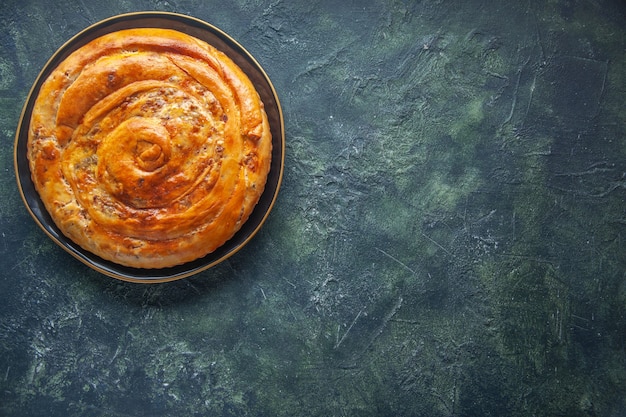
[28,28,272,268]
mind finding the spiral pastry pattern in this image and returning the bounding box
[27,28,272,268]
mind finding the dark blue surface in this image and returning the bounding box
[1,1,625,416]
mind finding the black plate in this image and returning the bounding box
[14,12,284,283]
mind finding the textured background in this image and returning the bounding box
[1,1,625,416]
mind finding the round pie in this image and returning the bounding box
[27,28,272,269]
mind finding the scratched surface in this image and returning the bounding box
[1,1,625,416]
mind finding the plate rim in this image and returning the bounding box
[13,11,285,283]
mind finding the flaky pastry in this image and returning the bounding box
[28,28,272,268]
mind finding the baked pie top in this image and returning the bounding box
[27,28,272,269]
